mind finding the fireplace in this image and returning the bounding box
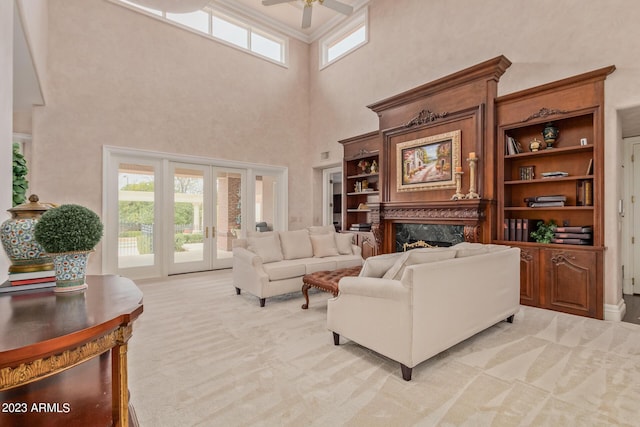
[378,200,488,253]
[394,223,464,252]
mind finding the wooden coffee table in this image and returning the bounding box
[301,265,362,309]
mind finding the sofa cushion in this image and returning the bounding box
[310,233,340,257]
[262,260,307,281]
[383,248,457,280]
[279,229,314,260]
[247,234,283,264]
[335,233,354,255]
[305,258,338,273]
[455,246,490,258]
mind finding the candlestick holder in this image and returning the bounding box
[451,171,465,200]
[466,157,480,199]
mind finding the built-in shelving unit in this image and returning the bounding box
[495,65,615,319]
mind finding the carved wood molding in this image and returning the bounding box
[521,107,569,123]
[551,253,577,265]
[463,225,480,243]
[405,109,448,127]
[381,206,485,221]
[521,250,534,262]
[0,324,133,391]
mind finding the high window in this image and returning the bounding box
[116,1,288,66]
[320,7,368,69]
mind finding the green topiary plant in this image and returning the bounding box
[12,142,28,206]
[530,220,557,243]
[34,204,104,253]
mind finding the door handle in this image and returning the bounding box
[211,226,216,238]
[205,227,209,238]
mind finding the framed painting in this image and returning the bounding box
[396,130,461,192]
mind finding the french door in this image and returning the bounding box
[168,163,244,274]
[104,146,287,279]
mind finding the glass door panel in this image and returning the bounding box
[118,163,156,270]
[255,174,277,232]
[213,169,243,269]
[169,163,210,274]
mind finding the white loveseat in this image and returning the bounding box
[233,226,363,307]
[327,242,520,380]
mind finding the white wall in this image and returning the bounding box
[29,0,311,274]
[308,0,640,315]
[0,1,14,283]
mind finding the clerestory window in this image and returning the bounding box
[320,7,368,69]
[115,1,288,66]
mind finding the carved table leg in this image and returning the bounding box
[301,283,311,309]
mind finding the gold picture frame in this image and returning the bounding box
[397,130,461,192]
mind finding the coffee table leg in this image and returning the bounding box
[301,283,311,309]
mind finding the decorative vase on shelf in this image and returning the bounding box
[49,250,93,293]
[529,138,544,152]
[542,122,559,148]
[0,194,54,273]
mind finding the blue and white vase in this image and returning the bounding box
[0,195,54,273]
[51,250,92,293]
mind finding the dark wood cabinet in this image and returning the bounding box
[345,230,379,259]
[495,66,614,319]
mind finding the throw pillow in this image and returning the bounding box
[335,233,354,255]
[279,229,314,260]
[247,235,283,263]
[382,249,457,280]
[308,225,336,235]
[310,234,340,257]
[360,252,404,278]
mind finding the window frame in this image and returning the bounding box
[319,7,368,70]
[111,0,289,67]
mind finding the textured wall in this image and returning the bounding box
[30,0,311,273]
[308,0,640,314]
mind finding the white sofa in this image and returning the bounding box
[327,243,520,381]
[233,226,363,307]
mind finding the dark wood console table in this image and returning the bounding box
[0,275,143,426]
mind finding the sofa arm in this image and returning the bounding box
[338,277,409,301]
[233,246,264,269]
[351,244,362,257]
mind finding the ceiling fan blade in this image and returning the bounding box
[321,0,354,15]
[262,0,292,6]
[301,4,312,29]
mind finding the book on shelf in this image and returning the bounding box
[551,238,592,245]
[504,218,541,242]
[586,158,593,175]
[554,226,593,233]
[541,171,569,178]
[519,165,535,180]
[554,232,593,239]
[524,195,567,203]
[528,201,565,208]
[0,280,56,293]
[505,136,522,155]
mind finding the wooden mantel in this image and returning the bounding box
[364,56,512,252]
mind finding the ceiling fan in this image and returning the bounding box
[262,0,354,29]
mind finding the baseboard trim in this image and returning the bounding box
[604,299,626,321]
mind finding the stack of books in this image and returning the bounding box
[505,136,523,155]
[552,226,593,245]
[350,223,372,232]
[524,195,566,208]
[0,269,56,293]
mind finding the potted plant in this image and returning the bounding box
[12,142,28,206]
[530,220,557,243]
[34,204,104,292]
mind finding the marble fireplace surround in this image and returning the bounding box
[379,199,488,253]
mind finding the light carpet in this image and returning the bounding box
[128,270,640,426]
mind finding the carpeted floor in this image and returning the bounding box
[128,270,640,426]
